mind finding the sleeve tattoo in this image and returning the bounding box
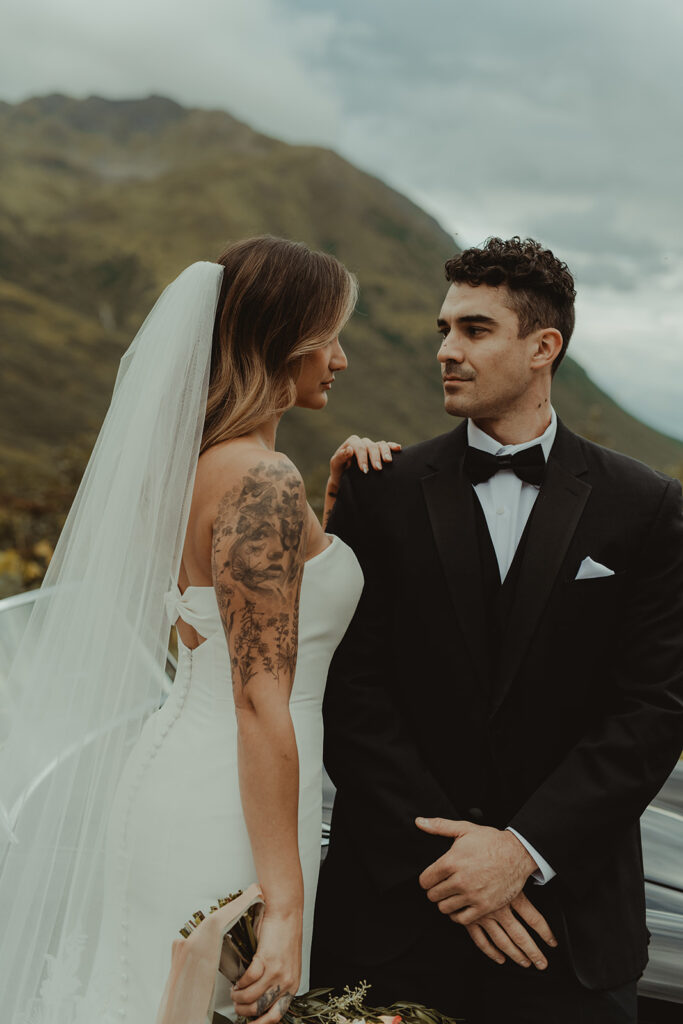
[211,460,307,690]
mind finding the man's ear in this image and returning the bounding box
[531,329,563,372]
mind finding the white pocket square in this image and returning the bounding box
[574,556,615,581]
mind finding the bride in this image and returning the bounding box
[0,236,399,1024]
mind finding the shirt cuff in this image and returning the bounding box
[506,827,556,885]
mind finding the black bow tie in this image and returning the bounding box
[463,443,546,486]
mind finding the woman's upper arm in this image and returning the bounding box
[210,456,308,705]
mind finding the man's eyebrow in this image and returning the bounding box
[457,314,497,324]
[436,313,498,327]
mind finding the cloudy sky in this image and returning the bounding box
[2,0,682,438]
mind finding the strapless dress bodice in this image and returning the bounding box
[162,533,363,704]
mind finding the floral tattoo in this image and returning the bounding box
[212,461,306,690]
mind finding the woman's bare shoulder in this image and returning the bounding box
[194,440,305,510]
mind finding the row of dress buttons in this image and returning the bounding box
[114,651,193,1016]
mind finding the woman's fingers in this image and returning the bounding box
[329,445,354,473]
[232,973,270,1007]
[233,953,265,993]
[356,438,402,471]
[233,980,290,1019]
[379,441,401,462]
[511,892,558,949]
[465,923,505,965]
[250,990,294,1024]
[330,437,402,478]
[365,440,383,471]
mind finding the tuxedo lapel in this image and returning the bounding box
[421,424,491,687]
[488,422,592,718]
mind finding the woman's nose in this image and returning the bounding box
[330,339,348,371]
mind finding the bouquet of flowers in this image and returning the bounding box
[154,885,462,1024]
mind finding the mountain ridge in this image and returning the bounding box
[0,93,681,592]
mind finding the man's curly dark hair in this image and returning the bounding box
[444,237,576,374]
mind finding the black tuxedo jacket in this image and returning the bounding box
[313,419,683,991]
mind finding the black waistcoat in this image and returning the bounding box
[471,487,535,685]
[470,488,537,819]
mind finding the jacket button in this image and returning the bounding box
[467,807,484,822]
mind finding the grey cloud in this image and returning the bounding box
[284,0,683,268]
[2,0,681,434]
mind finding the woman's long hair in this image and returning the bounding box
[201,236,358,451]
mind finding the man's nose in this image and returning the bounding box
[437,334,464,363]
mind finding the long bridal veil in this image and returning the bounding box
[0,261,223,1023]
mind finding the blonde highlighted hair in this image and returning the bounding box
[201,236,358,452]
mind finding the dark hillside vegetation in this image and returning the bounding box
[1,94,681,593]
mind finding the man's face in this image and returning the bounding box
[436,282,538,421]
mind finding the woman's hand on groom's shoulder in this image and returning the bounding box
[324,436,401,527]
[328,435,401,483]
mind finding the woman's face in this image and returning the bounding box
[294,336,348,410]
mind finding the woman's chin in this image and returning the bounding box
[295,392,329,411]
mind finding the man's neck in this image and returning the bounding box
[471,401,553,447]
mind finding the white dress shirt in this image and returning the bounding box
[467,408,557,884]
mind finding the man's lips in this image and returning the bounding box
[443,377,473,383]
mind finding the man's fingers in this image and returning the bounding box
[465,923,505,965]
[418,860,449,891]
[493,909,548,970]
[425,877,465,904]
[478,919,532,969]
[511,893,558,948]
[445,901,482,924]
[415,816,469,838]
[418,850,459,891]
[435,892,470,914]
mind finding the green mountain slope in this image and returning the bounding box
[0,94,681,590]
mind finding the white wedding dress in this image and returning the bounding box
[90,534,363,1024]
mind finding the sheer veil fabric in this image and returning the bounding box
[0,262,223,1023]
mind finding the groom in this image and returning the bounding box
[311,237,683,1024]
